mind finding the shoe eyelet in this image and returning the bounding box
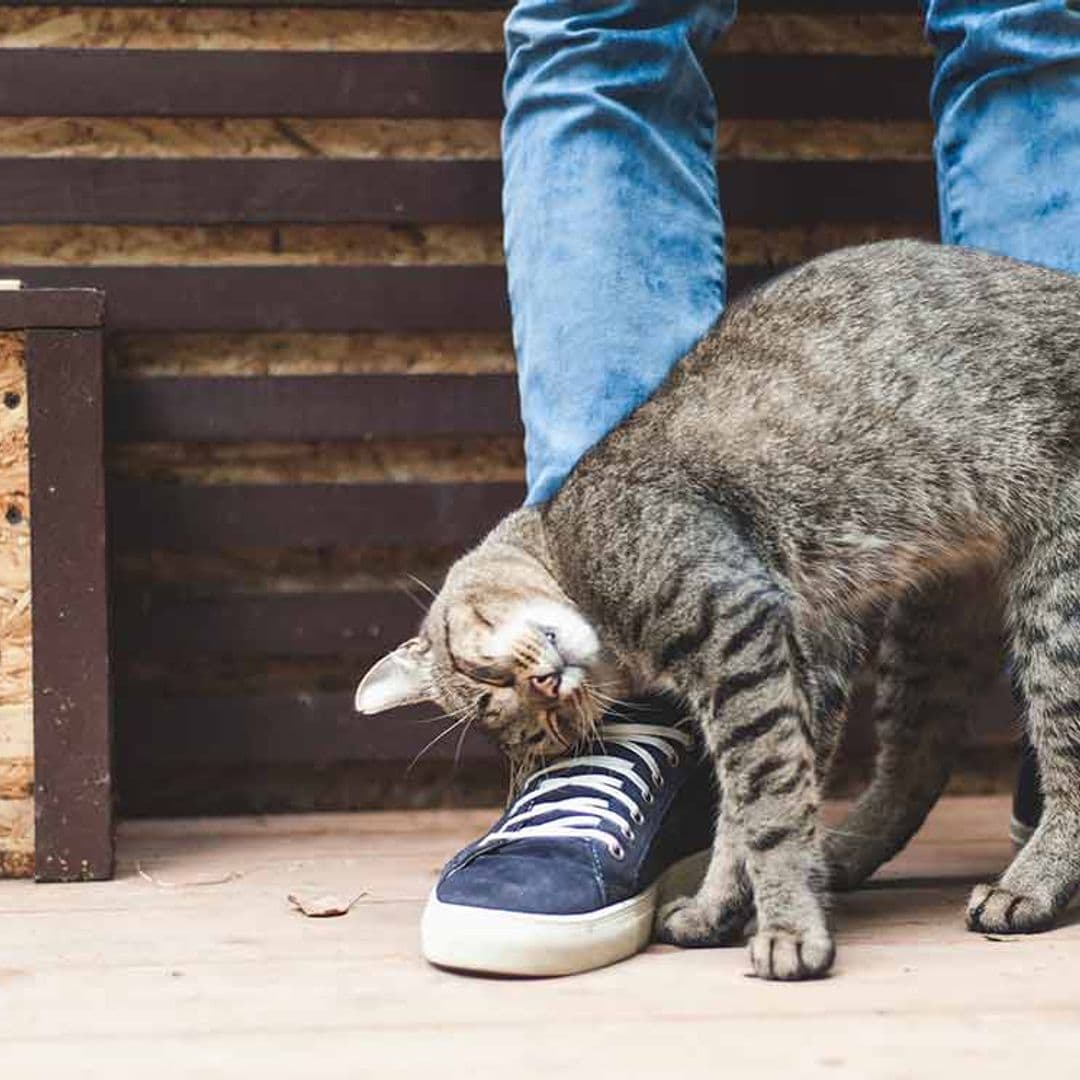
[666,752,680,767]
[643,791,655,805]
[610,843,626,860]
[656,774,666,789]
[630,808,644,825]
[619,823,633,839]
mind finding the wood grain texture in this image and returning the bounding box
[0,757,33,799]
[109,331,516,377]
[0,117,931,161]
[109,437,524,484]
[2,9,927,55]
[0,331,31,878]
[0,224,505,267]
[0,221,933,268]
[19,798,1080,1080]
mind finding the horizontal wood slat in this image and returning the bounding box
[114,693,500,765]
[110,480,524,549]
[14,0,923,11]
[0,288,104,329]
[0,266,512,331]
[107,374,522,441]
[0,52,931,119]
[0,160,934,226]
[113,590,420,657]
[0,160,501,225]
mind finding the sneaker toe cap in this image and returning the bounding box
[436,848,606,915]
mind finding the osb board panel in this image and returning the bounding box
[0,118,930,162]
[0,796,34,859]
[108,436,525,484]
[0,224,505,267]
[2,9,928,55]
[0,221,935,269]
[110,331,516,376]
[1,7,506,51]
[0,117,503,160]
[0,332,32,877]
[111,330,516,378]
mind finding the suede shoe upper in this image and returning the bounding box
[435,699,716,916]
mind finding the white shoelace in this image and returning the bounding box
[476,722,694,859]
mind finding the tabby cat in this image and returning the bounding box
[356,240,1080,980]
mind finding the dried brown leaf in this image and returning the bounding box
[287,891,366,918]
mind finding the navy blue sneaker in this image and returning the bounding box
[422,700,716,976]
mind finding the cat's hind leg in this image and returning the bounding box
[968,489,1080,934]
[826,566,1003,890]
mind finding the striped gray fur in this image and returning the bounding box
[358,241,1080,981]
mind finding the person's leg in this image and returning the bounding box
[503,0,735,504]
[926,0,1080,272]
[925,0,1080,842]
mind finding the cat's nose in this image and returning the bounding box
[530,672,562,699]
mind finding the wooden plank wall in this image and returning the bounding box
[0,1,961,815]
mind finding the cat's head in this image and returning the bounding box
[355,524,617,763]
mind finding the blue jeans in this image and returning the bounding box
[504,0,1080,504]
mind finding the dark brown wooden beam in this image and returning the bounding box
[114,692,501,766]
[0,160,501,225]
[27,327,114,882]
[109,479,524,549]
[0,51,930,119]
[0,290,104,331]
[0,266,512,332]
[0,159,933,226]
[107,373,523,443]
[112,589,428,658]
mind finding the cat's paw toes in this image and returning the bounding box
[966,883,1056,935]
[654,895,746,948]
[749,928,835,981]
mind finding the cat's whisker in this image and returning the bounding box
[452,714,475,769]
[412,703,472,725]
[406,713,472,773]
[406,572,439,600]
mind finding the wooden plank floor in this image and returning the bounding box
[3,795,1080,1078]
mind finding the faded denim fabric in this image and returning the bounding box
[928,0,1080,270]
[504,0,1080,503]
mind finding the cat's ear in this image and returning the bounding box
[354,638,434,714]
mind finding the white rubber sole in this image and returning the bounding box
[421,848,710,977]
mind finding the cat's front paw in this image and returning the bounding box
[966,883,1056,934]
[654,893,748,948]
[749,928,835,981]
